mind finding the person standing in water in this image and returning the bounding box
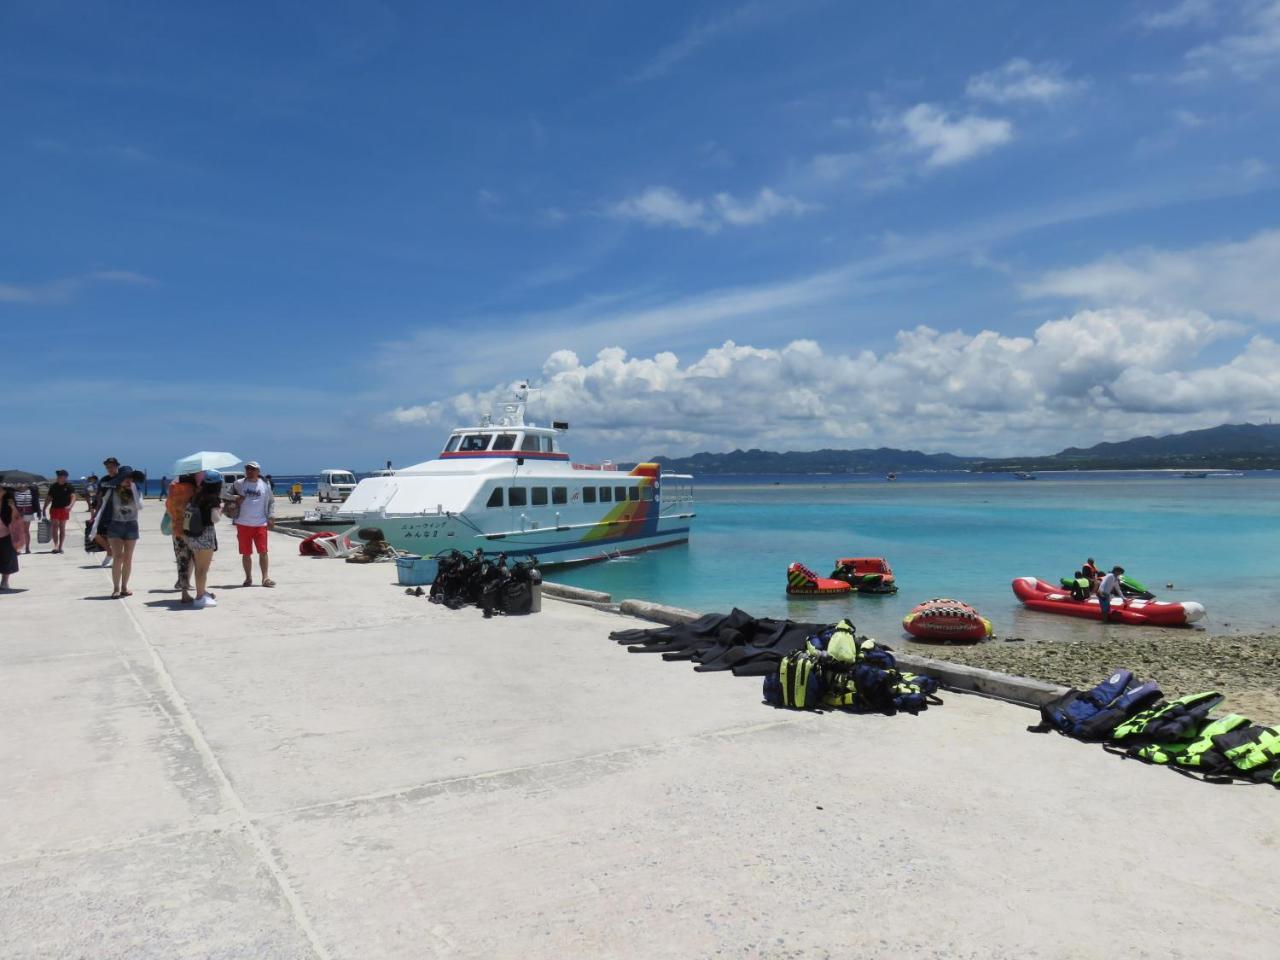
[44,470,77,553]
[1096,566,1128,623]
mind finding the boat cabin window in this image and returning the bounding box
[628,486,639,501]
[492,433,517,451]
[444,435,461,452]
[614,485,627,502]
[460,434,491,452]
[551,486,567,505]
[520,434,540,452]
[599,487,612,502]
[531,487,548,506]
[508,487,527,506]
[583,487,597,504]
[540,437,554,453]
[641,485,653,501]
[486,488,504,508]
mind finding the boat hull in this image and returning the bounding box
[335,511,691,567]
[1011,577,1205,626]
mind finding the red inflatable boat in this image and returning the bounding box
[903,598,992,642]
[1011,577,1205,626]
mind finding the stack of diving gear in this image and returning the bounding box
[1031,671,1280,788]
[346,527,397,564]
[763,619,941,715]
[428,549,540,616]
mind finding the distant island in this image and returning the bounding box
[647,422,1280,474]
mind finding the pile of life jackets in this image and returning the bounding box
[763,619,941,715]
[428,549,539,617]
[1032,670,1280,787]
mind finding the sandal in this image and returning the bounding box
[262,579,276,588]
[242,578,252,587]
[121,590,133,597]
[110,591,120,599]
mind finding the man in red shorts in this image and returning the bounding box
[45,469,77,553]
[231,461,276,587]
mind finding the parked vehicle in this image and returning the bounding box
[318,469,358,502]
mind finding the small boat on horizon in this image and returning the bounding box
[1181,471,1209,479]
[1014,472,1037,480]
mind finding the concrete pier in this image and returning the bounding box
[2,527,1276,959]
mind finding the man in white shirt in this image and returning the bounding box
[232,461,276,587]
[1097,565,1128,623]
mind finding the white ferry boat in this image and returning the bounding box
[338,386,695,565]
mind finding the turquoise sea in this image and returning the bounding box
[549,472,1280,644]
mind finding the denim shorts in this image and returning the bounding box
[106,519,140,541]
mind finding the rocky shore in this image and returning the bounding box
[916,632,1280,725]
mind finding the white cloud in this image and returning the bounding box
[893,103,1014,167]
[966,59,1087,103]
[381,307,1274,457]
[712,188,815,226]
[1142,0,1219,29]
[629,2,766,82]
[1023,228,1280,322]
[1185,0,1280,78]
[0,270,155,305]
[607,185,814,232]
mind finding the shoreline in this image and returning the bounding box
[915,631,1280,725]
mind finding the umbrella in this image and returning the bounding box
[0,469,48,485]
[171,451,241,475]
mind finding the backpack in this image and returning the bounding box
[183,503,206,538]
[764,651,828,710]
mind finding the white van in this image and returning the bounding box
[318,469,357,502]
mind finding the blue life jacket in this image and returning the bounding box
[1032,670,1163,740]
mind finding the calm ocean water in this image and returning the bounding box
[548,472,1280,643]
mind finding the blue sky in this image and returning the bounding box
[4,0,1279,474]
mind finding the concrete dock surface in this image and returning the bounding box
[2,527,1276,959]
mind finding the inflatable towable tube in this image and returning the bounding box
[830,557,898,593]
[902,598,992,642]
[1012,577,1205,626]
[786,561,853,597]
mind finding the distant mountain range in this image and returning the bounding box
[648,422,1280,474]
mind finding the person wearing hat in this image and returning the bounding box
[92,466,146,598]
[230,461,276,587]
[91,457,122,562]
[45,470,77,553]
[1096,565,1129,623]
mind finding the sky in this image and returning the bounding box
[3,0,1279,475]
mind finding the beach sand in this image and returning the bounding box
[914,631,1280,724]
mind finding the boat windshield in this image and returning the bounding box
[459,434,491,452]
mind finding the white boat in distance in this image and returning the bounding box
[339,385,696,565]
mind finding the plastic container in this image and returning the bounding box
[395,556,438,586]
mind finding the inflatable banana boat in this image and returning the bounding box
[1011,577,1205,626]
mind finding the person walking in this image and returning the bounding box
[165,473,198,602]
[45,470,77,553]
[92,457,123,563]
[95,468,144,598]
[231,461,275,587]
[180,470,223,608]
[1,484,28,590]
[1097,565,1128,624]
[12,479,40,555]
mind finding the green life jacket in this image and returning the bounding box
[1109,691,1223,745]
[778,651,826,709]
[1211,724,1280,774]
[821,618,877,664]
[1135,714,1250,766]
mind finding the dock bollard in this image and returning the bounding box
[529,568,542,613]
